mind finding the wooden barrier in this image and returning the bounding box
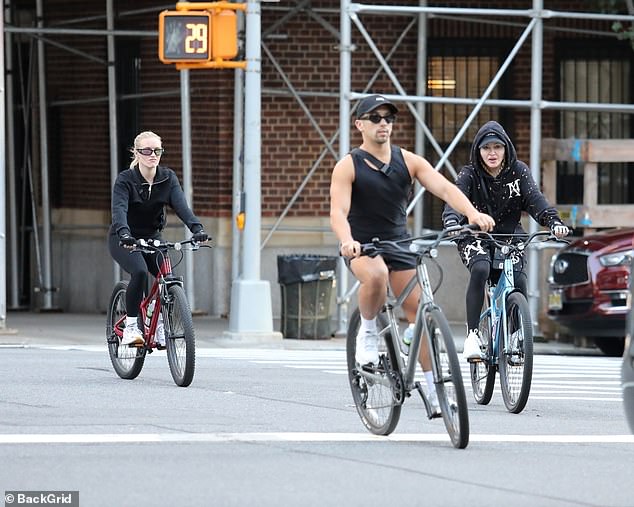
[541,139,634,229]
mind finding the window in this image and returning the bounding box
[556,42,633,204]
[422,41,510,228]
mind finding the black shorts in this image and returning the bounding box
[456,236,526,272]
[343,236,416,272]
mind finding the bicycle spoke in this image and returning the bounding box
[346,310,401,436]
[499,292,533,413]
[106,281,146,380]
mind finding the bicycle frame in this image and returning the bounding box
[113,248,183,347]
[378,256,441,392]
[484,254,517,367]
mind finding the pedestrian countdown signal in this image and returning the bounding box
[158,3,245,69]
[159,11,212,63]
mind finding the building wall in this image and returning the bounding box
[8,0,631,330]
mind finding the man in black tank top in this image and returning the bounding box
[329,94,495,410]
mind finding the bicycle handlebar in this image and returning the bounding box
[132,237,209,253]
[359,225,568,259]
[459,228,570,253]
[359,226,471,259]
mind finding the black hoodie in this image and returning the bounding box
[109,165,203,240]
[442,120,563,234]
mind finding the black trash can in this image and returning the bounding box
[277,254,337,339]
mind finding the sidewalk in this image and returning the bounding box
[0,311,601,355]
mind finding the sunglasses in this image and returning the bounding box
[360,113,396,124]
[136,147,164,156]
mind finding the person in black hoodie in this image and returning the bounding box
[442,120,568,362]
[109,131,208,345]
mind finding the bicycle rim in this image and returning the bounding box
[428,308,469,449]
[470,308,496,405]
[499,292,534,413]
[164,285,196,387]
[346,309,401,435]
[106,281,146,380]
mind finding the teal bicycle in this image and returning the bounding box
[467,230,568,413]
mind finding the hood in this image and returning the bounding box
[566,227,634,254]
[470,120,517,175]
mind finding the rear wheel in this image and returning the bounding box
[470,305,496,405]
[499,292,533,413]
[346,308,401,435]
[164,284,196,387]
[427,308,469,449]
[106,281,146,380]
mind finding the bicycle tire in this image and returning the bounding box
[164,284,196,387]
[427,308,469,449]
[498,291,534,414]
[346,308,401,435]
[106,281,146,380]
[470,307,496,405]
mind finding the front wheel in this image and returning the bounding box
[346,308,401,435]
[499,292,533,414]
[106,281,146,380]
[164,284,196,387]
[427,308,469,449]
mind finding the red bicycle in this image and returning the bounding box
[106,238,210,387]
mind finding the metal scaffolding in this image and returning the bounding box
[1,0,634,335]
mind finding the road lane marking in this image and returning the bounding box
[0,433,632,444]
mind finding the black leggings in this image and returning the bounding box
[108,233,163,318]
[466,259,528,331]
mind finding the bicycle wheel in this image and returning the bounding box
[427,308,469,449]
[106,281,146,380]
[470,306,496,405]
[498,291,534,414]
[346,308,401,435]
[164,284,196,387]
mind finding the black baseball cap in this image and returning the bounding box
[356,95,398,118]
[478,132,506,148]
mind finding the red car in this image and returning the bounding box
[547,227,633,356]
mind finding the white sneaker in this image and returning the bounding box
[155,315,165,347]
[355,329,379,365]
[122,319,144,345]
[463,329,484,362]
[510,329,522,354]
[428,389,441,416]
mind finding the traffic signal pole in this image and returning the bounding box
[227,0,280,338]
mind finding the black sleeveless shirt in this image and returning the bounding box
[348,145,413,243]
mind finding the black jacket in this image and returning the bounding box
[442,120,563,234]
[110,165,203,239]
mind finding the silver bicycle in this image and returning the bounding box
[346,227,469,449]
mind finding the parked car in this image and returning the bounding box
[547,227,633,356]
[622,288,634,434]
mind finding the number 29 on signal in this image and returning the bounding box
[158,11,212,63]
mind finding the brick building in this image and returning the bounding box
[4,1,633,328]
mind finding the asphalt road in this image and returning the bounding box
[0,343,631,507]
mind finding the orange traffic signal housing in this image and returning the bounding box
[211,9,238,60]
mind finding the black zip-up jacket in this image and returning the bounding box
[110,165,203,240]
[442,120,563,234]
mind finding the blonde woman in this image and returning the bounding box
[108,131,208,345]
